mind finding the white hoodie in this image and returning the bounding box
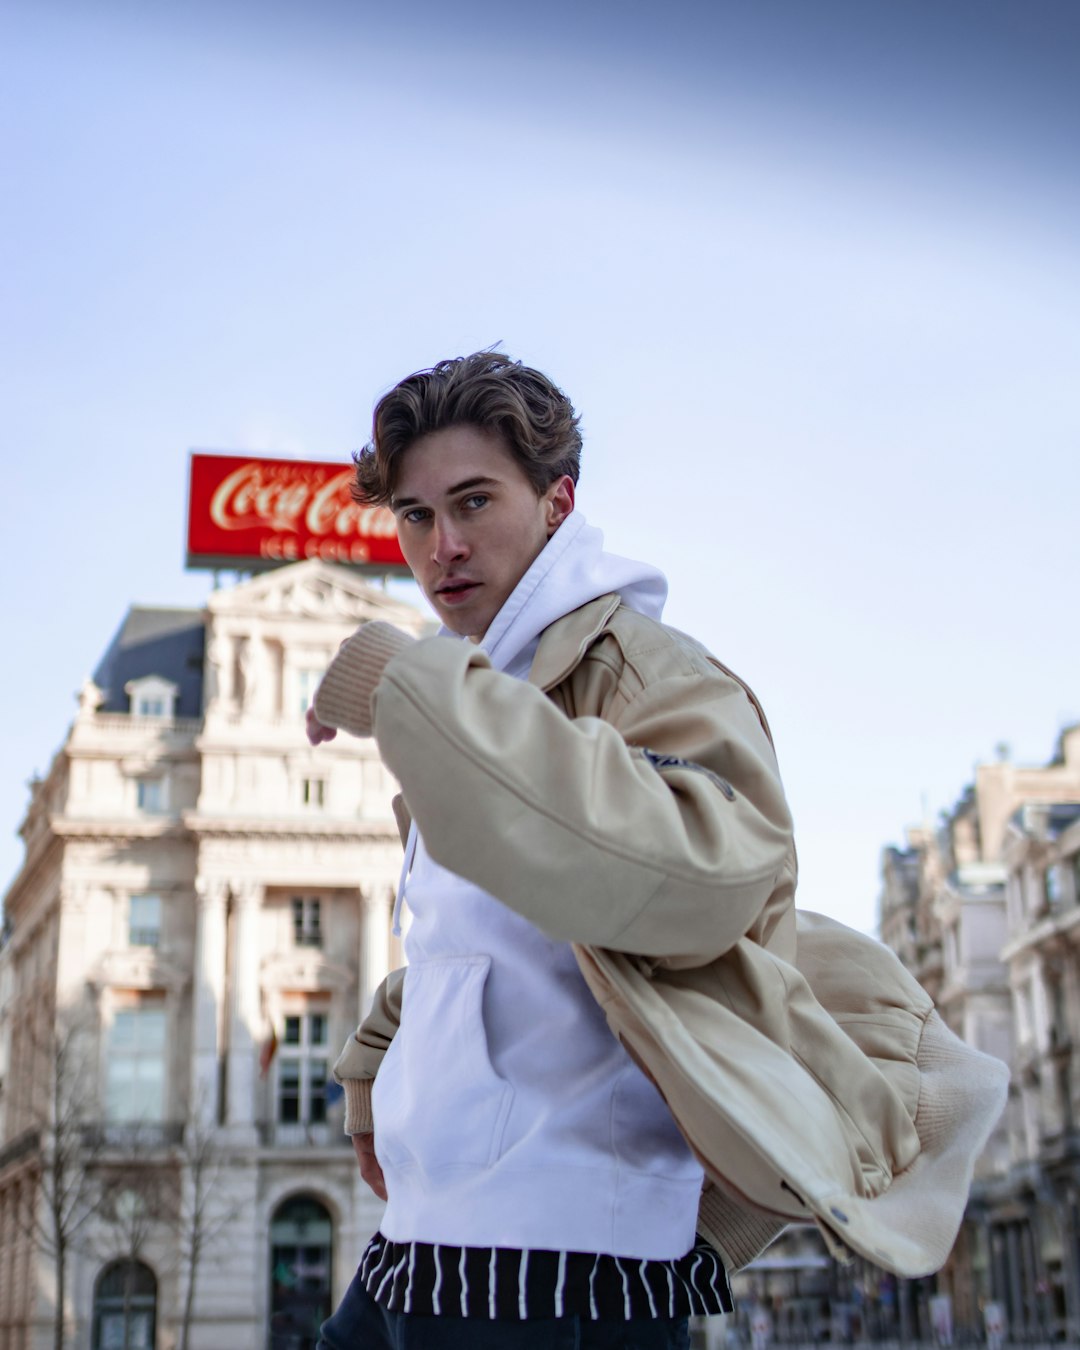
[372,513,705,1258]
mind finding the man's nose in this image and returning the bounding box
[432,518,468,566]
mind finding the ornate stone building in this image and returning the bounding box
[993,751,1080,1342]
[736,730,1080,1345]
[0,562,427,1350]
[878,726,1080,1343]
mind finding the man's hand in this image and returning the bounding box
[351,1131,387,1201]
[306,705,337,746]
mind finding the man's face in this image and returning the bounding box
[390,425,575,638]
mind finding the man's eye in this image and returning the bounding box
[463,495,488,510]
[402,509,429,525]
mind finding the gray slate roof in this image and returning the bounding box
[92,607,206,717]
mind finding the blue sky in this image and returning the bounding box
[3,0,1078,933]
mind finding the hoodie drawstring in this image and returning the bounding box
[392,821,418,937]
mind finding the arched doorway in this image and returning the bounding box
[92,1260,157,1350]
[268,1194,333,1349]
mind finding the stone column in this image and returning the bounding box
[192,879,228,1128]
[359,885,392,1020]
[54,883,90,1007]
[226,882,262,1139]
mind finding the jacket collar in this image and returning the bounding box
[528,592,622,693]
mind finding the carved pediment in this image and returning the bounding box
[208,560,427,632]
[261,947,352,993]
[88,948,191,994]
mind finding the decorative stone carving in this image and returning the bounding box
[207,559,424,631]
[260,948,352,994]
[77,679,105,717]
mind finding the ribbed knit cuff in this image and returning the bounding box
[313,622,416,739]
[696,1181,789,1273]
[341,1077,375,1134]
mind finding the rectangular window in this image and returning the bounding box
[1046,866,1063,910]
[292,897,322,948]
[309,1059,328,1124]
[136,697,165,717]
[128,894,161,948]
[297,667,325,720]
[301,778,325,809]
[136,778,165,813]
[106,1003,167,1122]
[278,1059,301,1123]
[276,1009,331,1126]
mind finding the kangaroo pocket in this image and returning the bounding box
[372,954,514,1174]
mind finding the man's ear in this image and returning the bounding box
[544,475,575,535]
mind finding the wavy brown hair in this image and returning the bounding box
[351,351,582,506]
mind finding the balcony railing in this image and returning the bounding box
[257,1121,350,1148]
[80,1121,185,1151]
[82,714,203,738]
[128,929,160,948]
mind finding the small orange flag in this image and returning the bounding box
[259,1025,278,1077]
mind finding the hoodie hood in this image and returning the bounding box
[392,511,668,936]
[473,511,667,679]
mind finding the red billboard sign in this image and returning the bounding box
[186,453,408,572]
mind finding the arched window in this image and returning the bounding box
[92,1260,156,1350]
[268,1195,333,1350]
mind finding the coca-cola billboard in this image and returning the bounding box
[186,452,408,572]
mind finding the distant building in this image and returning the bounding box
[744,727,1080,1346]
[879,726,1080,1343]
[0,561,427,1350]
[993,732,1080,1344]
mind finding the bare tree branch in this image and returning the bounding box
[171,1105,241,1350]
[13,1008,109,1350]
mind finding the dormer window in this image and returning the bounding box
[125,676,179,720]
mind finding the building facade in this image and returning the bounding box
[0,561,427,1350]
[879,727,1080,1343]
[992,784,1080,1342]
[734,729,1080,1345]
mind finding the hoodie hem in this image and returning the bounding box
[379,1162,703,1260]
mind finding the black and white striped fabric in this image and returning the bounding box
[358,1232,733,1320]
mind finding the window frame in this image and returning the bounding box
[128,894,162,949]
[296,666,326,721]
[291,896,323,948]
[135,777,167,814]
[105,999,168,1124]
[275,1009,331,1127]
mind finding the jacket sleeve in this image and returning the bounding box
[333,967,405,1133]
[371,636,792,961]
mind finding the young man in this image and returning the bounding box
[308,353,1006,1349]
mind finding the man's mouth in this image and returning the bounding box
[436,580,479,603]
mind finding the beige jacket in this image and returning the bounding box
[333,594,1008,1278]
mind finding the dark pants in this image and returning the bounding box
[317,1268,691,1349]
